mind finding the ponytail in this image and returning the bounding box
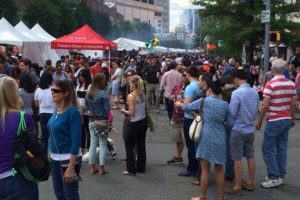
[130,75,144,95]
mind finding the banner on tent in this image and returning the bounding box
[51,43,112,50]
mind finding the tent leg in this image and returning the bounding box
[108,50,111,82]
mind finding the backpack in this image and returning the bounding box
[11,111,51,183]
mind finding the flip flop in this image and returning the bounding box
[122,171,136,176]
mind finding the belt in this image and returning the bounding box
[89,116,108,121]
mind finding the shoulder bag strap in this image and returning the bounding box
[17,111,27,136]
[199,98,205,116]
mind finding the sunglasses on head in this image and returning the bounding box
[51,88,63,93]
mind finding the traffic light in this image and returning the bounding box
[269,31,280,44]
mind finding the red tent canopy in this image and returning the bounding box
[51,24,117,50]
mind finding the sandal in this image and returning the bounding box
[122,171,136,176]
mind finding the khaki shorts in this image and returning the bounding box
[170,121,184,143]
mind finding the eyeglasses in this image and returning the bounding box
[51,88,63,93]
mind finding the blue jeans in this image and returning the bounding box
[51,159,81,200]
[89,122,108,166]
[262,119,291,180]
[39,113,52,153]
[183,118,198,173]
[225,128,234,178]
[165,97,174,120]
[0,173,38,200]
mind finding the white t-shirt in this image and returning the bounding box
[34,88,55,114]
[76,84,90,115]
[112,68,122,84]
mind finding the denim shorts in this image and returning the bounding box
[112,82,120,95]
[230,130,255,160]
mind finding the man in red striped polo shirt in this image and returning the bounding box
[256,59,297,188]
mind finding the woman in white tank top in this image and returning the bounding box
[120,75,148,175]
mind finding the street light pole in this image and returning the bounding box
[263,0,271,74]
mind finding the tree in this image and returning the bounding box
[23,0,62,37]
[91,12,112,37]
[0,0,20,25]
[50,0,77,36]
[74,2,94,28]
[193,0,300,62]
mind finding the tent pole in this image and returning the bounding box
[108,50,111,83]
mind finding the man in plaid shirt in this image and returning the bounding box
[167,71,189,164]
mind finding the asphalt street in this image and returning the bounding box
[40,108,300,200]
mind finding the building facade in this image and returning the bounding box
[154,0,170,33]
[105,0,164,33]
[71,0,123,22]
[182,8,201,35]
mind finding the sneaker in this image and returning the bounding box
[167,157,183,164]
[178,170,195,177]
[111,151,116,157]
[261,179,283,188]
[265,176,284,184]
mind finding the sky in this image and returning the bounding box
[169,0,193,31]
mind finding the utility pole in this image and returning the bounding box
[263,0,271,74]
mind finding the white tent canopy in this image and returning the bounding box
[113,38,145,51]
[15,21,46,42]
[31,23,56,42]
[0,17,32,46]
[29,23,69,66]
[113,37,169,53]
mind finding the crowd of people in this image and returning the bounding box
[0,50,299,200]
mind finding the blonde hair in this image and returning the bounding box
[0,77,20,126]
[129,75,144,95]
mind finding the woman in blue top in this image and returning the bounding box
[47,79,82,200]
[176,80,234,200]
[85,73,111,175]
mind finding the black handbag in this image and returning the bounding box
[12,111,51,183]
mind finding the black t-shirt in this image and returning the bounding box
[142,65,161,84]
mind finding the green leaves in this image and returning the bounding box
[193,0,300,59]
[0,0,20,25]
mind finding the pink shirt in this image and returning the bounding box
[160,69,182,98]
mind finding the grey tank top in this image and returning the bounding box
[130,93,146,122]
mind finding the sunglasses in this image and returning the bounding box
[182,74,187,77]
[126,74,132,77]
[51,88,63,93]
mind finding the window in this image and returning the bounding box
[141,0,147,3]
[149,0,154,4]
[155,12,162,17]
